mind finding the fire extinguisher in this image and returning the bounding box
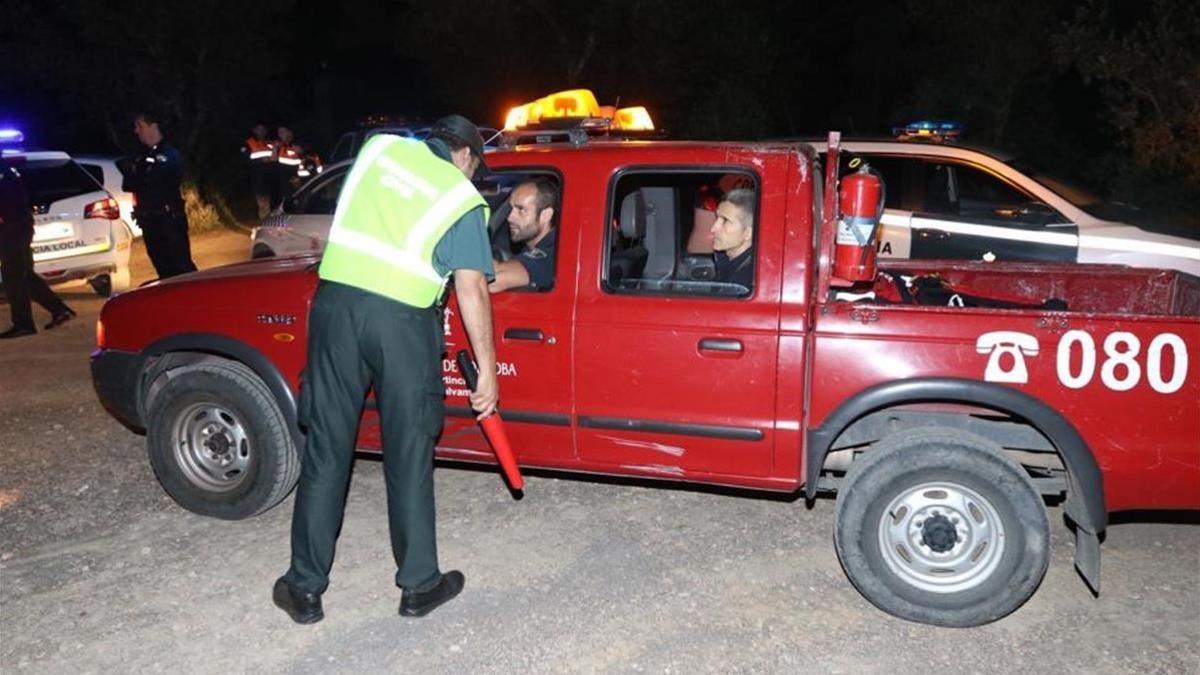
[833,160,885,285]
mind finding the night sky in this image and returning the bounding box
[1,0,1196,228]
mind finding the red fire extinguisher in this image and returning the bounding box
[833,160,885,285]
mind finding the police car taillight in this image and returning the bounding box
[85,197,121,220]
[95,318,106,349]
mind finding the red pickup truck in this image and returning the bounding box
[91,137,1200,627]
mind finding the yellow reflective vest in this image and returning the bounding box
[318,135,487,307]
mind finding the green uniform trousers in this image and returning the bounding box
[285,280,446,594]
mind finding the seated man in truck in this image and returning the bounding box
[710,188,755,291]
[489,178,558,292]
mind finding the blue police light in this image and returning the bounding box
[0,128,25,145]
[893,120,962,142]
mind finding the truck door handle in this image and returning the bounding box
[698,338,742,353]
[504,328,545,342]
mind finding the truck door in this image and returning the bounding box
[439,169,576,464]
[573,166,782,479]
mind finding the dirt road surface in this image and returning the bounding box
[2,230,1198,673]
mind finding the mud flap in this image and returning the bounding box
[1074,526,1101,595]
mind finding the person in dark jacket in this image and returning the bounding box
[118,111,196,279]
[710,188,756,293]
[0,158,74,339]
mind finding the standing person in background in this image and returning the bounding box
[275,126,303,202]
[241,123,276,219]
[118,111,197,279]
[0,157,74,339]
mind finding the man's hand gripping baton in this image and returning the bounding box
[456,350,524,491]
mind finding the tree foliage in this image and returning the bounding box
[1055,0,1200,182]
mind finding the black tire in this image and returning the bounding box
[251,244,275,259]
[89,274,112,298]
[834,428,1049,627]
[145,359,300,520]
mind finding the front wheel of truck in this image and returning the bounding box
[834,428,1049,627]
[145,359,300,520]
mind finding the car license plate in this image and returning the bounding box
[33,222,75,242]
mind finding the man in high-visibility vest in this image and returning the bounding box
[241,123,276,218]
[273,115,499,625]
[274,125,304,203]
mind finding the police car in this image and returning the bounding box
[250,159,352,258]
[1,136,133,296]
[807,123,1199,276]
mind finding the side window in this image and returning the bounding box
[330,134,353,163]
[301,171,348,215]
[839,155,907,210]
[475,170,562,292]
[920,160,1066,225]
[604,170,757,299]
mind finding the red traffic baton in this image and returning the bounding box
[456,350,525,491]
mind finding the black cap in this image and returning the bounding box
[431,114,488,175]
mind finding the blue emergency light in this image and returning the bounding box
[0,128,25,145]
[893,120,962,142]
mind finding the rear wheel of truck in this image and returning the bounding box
[145,359,300,520]
[834,428,1049,627]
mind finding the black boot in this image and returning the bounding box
[272,577,324,624]
[399,571,465,618]
[0,325,36,339]
[44,307,76,330]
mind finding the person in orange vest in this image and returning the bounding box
[241,123,276,218]
[295,144,323,181]
[275,126,304,202]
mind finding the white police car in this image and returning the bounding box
[251,159,352,258]
[1,141,133,296]
[812,125,1199,276]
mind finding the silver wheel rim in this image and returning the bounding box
[877,481,1006,594]
[172,402,252,493]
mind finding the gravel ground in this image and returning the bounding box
[1,229,1198,674]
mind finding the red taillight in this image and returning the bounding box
[85,197,120,220]
[95,318,106,349]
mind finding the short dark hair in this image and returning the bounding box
[134,110,162,126]
[519,178,559,214]
[722,188,756,228]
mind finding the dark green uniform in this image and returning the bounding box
[284,137,493,595]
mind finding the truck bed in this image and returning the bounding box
[876,261,1200,317]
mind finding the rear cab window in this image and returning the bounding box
[603,169,759,298]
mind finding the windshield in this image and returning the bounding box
[1004,157,1175,230]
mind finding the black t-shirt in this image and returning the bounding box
[714,248,754,292]
[516,228,557,290]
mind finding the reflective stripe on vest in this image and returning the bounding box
[319,135,486,307]
[245,138,274,161]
